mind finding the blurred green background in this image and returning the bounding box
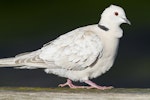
[0,0,150,88]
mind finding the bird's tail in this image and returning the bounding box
[0,50,49,69]
[0,57,21,67]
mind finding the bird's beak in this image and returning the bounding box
[123,18,131,25]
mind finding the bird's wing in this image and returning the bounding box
[39,27,103,70]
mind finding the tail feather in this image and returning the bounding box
[0,50,39,67]
[0,57,21,67]
[0,50,49,69]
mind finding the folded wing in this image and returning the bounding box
[40,28,103,70]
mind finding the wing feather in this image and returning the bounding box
[39,28,103,70]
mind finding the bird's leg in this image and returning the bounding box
[84,80,113,90]
[58,79,85,89]
[58,79,113,90]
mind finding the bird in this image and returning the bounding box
[0,5,130,90]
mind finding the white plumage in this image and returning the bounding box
[0,5,130,89]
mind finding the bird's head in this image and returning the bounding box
[99,5,131,29]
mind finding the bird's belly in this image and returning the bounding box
[44,55,116,81]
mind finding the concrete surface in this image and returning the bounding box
[0,87,150,100]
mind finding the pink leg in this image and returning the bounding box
[58,79,85,89]
[58,79,113,90]
[84,80,113,90]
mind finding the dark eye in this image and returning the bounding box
[114,12,119,16]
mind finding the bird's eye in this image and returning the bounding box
[114,12,119,16]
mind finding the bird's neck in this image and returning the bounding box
[98,24,109,31]
[98,19,123,38]
[99,17,121,30]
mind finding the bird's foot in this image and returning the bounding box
[58,79,86,89]
[58,79,113,90]
[85,85,113,90]
[84,80,113,90]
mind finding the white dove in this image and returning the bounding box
[0,5,130,90]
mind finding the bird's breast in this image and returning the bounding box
[103,38,119,59]
[88,37,120,79]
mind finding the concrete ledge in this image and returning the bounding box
[0,87,150,100]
